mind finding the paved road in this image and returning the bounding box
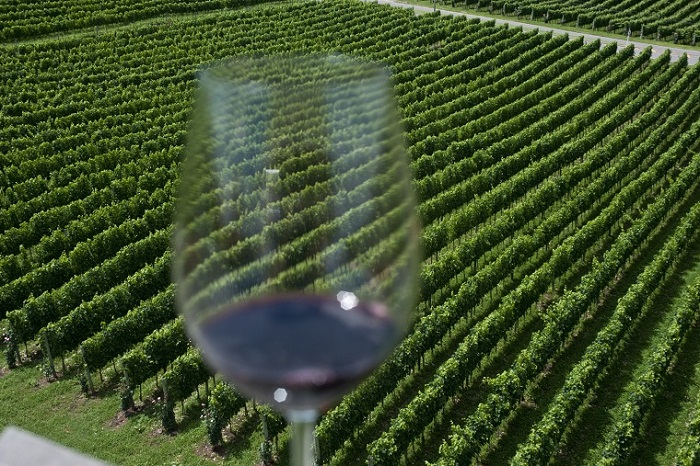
[371,0,700,65]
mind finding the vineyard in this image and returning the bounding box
[1,0,700,465]
[2,0,699,46]
[452,0,700,45]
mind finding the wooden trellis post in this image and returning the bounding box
[79,346,95,393]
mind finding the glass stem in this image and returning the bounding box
[288,409,318,466]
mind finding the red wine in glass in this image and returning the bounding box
[193,293,398,412]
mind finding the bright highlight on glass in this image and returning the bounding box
[337,291,359,310]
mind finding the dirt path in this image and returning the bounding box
[371,0,700,65]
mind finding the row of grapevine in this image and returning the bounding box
[320,43,694,466]
[6,227,171,342]
[41,252,171,358]
[512,172,700,464]
[366,130,700,464]
[676,377,700,465]
[499,61,700,464]
[121,317,188,388]
[80,286,176,372]
[596,210,700,464]
[0,0,273,42]
[0,178,173,286]
[461,0,700,45]
[433,120,700,465]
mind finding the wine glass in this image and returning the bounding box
[172,54,421,466]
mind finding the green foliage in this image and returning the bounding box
[0,0,276,42]
[462,0,700,45]
[78,372,89,395]
[259,440,274,465]
[121,348,154,390]
[2,1,700,465]
[259,404,286,442]
[161,350,211,404]
[161,398,178,433]
[120,385,135,412]
[203,405,224,447]
[80,286,176,372]
[3,329,20,369]
[203,382,247,446]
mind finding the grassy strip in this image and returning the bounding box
[0,357,264,465]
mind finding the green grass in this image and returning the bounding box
[627,264,700,465]
[0,350,267,465]
[549,208,700,464]
[632,320,700,465]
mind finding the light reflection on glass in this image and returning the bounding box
[336,291,359,310]
[274,388,288,403]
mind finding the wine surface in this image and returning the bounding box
[193,293,397,411]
